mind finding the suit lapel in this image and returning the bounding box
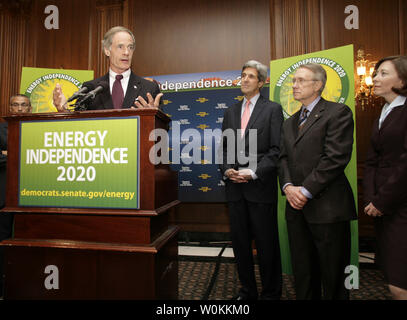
[97,74,112,109]
[380,101,406,131]
[295,97,325,144]
[234,100,243,132]
[122,72,142,108]
[290,110,301,139]
[243,96,264,137]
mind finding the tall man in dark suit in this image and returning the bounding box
[53,26,162,110]
[219,60,283,300]
[278,63,357,300]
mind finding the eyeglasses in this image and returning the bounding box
[292,78,318,86]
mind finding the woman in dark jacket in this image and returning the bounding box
[364,55,407,300]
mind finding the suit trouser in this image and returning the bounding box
[228,199,282,299]
[286,214,351,300]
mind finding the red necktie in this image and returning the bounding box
[241,100,251,137]
[112,74,124,109]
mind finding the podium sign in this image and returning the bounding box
[18,116,140,209]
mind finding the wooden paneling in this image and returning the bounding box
[27,0,94,70]
[89,0,124,78]
[128,0,271,76]
[271,0,322,59]
[0,2,31,116]
[322,0,401,60]
[401,0,407,54]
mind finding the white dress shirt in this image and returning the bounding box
[239,93,261,180]
[109,68,131,97]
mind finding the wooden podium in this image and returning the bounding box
[0,109,179,299]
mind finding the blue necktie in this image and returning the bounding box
[298,107,309,129]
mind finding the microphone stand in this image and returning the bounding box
[70,93,89,111]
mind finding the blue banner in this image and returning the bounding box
[151,71,270,202]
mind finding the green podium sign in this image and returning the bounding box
[19,117,140,209]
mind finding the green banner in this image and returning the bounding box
[269,45,359,274]
[19,117,140,209]
[19,67,94,113]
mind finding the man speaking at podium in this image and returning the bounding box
[53,26,163,111]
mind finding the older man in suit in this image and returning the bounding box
[279,63,357,300]
[53,26,162,111]
[220,60,284,300]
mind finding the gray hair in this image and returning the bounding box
[298,63,327,95]
[102,26,136,51]
[242,60,268,84]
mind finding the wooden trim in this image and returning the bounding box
[3,107,171,122]
[399,0,405,54]
[271,0,284,59]
[305,0,322,53]
[0,10,28,116]
[0,225,179,253]
[270,0,322,58]
[319,0,325,50]
[1,201,180,217]
[123,0,129,27]
[90,0,124,78]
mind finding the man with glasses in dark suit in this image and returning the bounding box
[279,63,357,300]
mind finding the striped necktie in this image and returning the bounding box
[298,107,309,129]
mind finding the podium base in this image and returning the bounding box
[1,226,179,300]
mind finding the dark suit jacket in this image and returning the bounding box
[0,121,7,208]
[85,71,161,110]
[219,94,283,204]
[279,97,357,223]
[363,99,407,215]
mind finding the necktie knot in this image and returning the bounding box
[116,74,123,81]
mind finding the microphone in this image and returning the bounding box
[77,81,109,105]
[67,81,95,103]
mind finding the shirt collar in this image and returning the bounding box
[109,68,131,80]
[243,92,260,108]
[303,96,321,113]
[385,95,407,110]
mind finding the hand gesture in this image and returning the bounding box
[133,92,163,109]
[53,83,68,112]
